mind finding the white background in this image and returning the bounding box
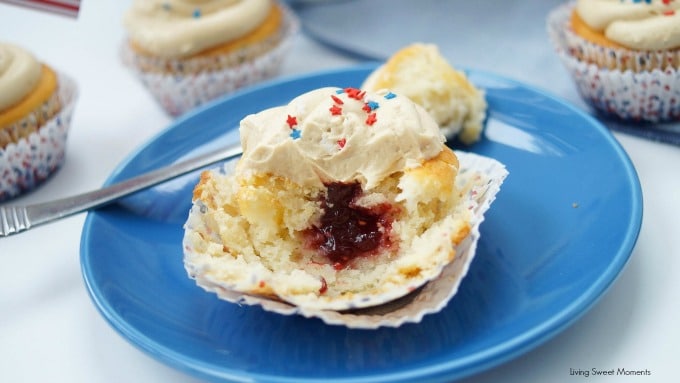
[1,1,679,382]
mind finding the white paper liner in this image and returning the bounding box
[547,3,680,122]
[0,73,78,202]
[121,2,299,117]
[183,151,507,329]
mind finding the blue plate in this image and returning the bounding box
[80,64,642,383]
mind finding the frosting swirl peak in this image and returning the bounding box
[124,0,272,58]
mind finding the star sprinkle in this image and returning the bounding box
[363,100,379,112]
[384,92,396,100]
[337,138,346,149]
[365,113,377,126]
[286,114,300,139]
[330,105,343,115]
[193,8,201,18]
[344,87,365,101]
[286,114,298,128]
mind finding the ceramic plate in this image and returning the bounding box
[81,64,642,383]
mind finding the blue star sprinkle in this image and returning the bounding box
[365,100,380,111]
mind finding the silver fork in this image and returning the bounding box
[0,142,242,237]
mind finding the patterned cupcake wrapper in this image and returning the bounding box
[548,3,680,122]
[121,1,299,117]
[0,88,61,149]
[183,151,508,329]
[0,72,78,202]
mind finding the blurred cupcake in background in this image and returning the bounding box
[0,42,78,201]
[121,0,299,116]
[547,0,680,123]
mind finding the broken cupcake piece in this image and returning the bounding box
[362,43,488,145]
[183,87,504,318]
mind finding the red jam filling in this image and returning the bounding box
[304,182,396,270]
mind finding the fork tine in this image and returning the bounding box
[0,205,30,237]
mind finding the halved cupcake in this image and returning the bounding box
[183,87,507,327]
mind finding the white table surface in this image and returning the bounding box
[1,1,678,382]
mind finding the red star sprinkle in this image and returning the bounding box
[286,115,297,128]
[663,9,675,15]
[331,95,344,105]
[330,105,342,115]
[365,113,377,126]
[344,87,365,100]
[337,138,346,149]
[362,103,372,113]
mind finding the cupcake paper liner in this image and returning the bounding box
[0,72,78,202]
[0,89,61,148]
[121,2,299,117]
[183,151,508,329]
[547,2,680,122]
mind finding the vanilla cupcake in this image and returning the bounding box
[362,43,487,145]
[121,0,298,116]
[0,42,77,201]
[183,87,507,327]
[548,0,680,122]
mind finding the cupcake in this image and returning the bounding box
[362,43,487,145]
[0,42,78,201]
[548,0,680,122]
[121,0,298,116]
[183,87,507,328]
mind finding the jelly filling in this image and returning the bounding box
[305,182,395,269]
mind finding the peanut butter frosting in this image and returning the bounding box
[576,0,680,50]
[237,87,446,190]
[124,0,272,58]
[0,43,41,111]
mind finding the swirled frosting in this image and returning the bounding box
[0,43,41,111]
[237,87,445,190]
[124,0,272,58]
[576,0,680,50]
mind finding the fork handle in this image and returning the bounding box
[1,142,242,236]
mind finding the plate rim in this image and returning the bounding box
[80,63,643,383]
